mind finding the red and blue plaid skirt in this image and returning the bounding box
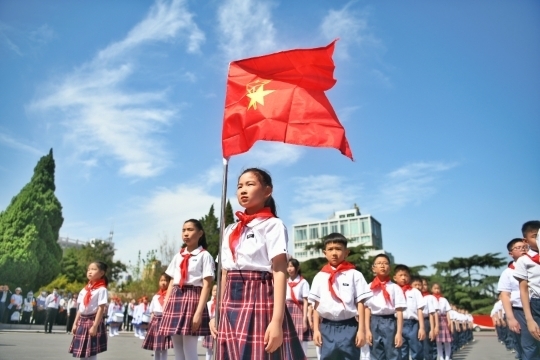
[216,270,306,360]
[68,314,107,358]
[437,314,452,343]
[142,314,173,351]
[202,335,213,350]
[158,285,210,337]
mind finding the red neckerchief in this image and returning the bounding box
[157,289,167,307]
[370,276,392,305]
[528,253,540,265]
[433,293,443,301]
[229,207,274,261]
[421,291,430,297]
[210,298,215,317]
[83,279,107,306]
[400,284,412,296]
[321,261,356,306]
[179,247,205,288]
[288,276,304,307]
[508,261,515,269]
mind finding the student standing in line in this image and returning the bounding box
[286,258,311,354]
[68,261,109,360]
[143,273,173,360]
[431,283,452,360]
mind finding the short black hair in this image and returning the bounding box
[323,233,347,249]
[522,221,540,236]
[372,253,390,265]
[410,276,422,284]
[507,238,525,251]
[394,264,411,275]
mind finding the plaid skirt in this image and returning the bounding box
[142,314,173,351]
[216,270,306,360]
[158,285,211,336]
[202,335,214,350]
[68,314,107,358]
[437,314,452,343]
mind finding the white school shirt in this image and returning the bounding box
[107,302,123,318]
[434,296,451,315]
[221,217,289,272]
[422,294,439,317]
[402,288,426,320]
[286,276,310,302]
[165,246,215,287]
[68,298,77,310]
[45,293,60,309]
[448,309,458,321]
[23,298,34,312]
[497,266,523,308]
[365,281,407,316]
[132,304,142,324]
[10,294,23,309]
[76,287,108,316]
[309,268,372,321]
[514,255,540,298]
[148,294,164,314]
[206,299,215,318]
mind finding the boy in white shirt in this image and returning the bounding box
[309,233,373,360]
[393,265,425,360]
[365,254,407,360]
[514,220,540,347]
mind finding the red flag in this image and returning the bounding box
[222,41,353,160]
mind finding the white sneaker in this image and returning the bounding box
[139,335,145,340]
[109,333,115,337]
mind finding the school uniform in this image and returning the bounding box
[127,302,135,331]
[400,287,425,360]
[514,254,540,359]
[35,294,47,325]
[67,298,78,333]
[68,286,108,358]
[421,293,438,360]
[132,303,143,337]
[309,265,372,360]
[44,292,61,333]
[365,280,407,360]
[287,275,310,343]
[202,298,215,356]
[216,216,306,360]
[159,246,214,338]
[142,293,173,351]
[22,295,34,324]
[434,296,451,344]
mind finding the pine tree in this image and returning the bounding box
[0,149,64,290]
[225,200,235,226]
[200,204,219,258]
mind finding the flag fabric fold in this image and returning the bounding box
[221,40,353,160]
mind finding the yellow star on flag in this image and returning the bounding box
[246,80,275,110]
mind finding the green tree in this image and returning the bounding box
[0,149,63,290]
[225,200,235,227]
[200,204,219,258]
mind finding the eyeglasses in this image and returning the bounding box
[373,262,390,266]
[511,246,528,251]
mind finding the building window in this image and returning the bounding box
[339,215,345,218]
[330,221,338,233]
[347,213,354,217]
[361,235,371,244]
[361,219,369,234]
[349,219,359,235]
[295,226,307,241]
[321,224,329,237]
[340,221,349,236]
[309,225,319,239]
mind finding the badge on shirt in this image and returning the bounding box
[247,233,255,239]
[342,283,350,286]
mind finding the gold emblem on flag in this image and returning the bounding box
[246,79,275,110]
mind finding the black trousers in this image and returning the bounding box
[66,308,77,332]
[44,308,58,333]
[21,311,32,324]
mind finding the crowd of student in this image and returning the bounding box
[491,220,540,360]
[7,168,536,360]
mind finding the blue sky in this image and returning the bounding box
[0,0,538,273]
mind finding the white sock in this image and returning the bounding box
[172,335,185,360]
[316,345,321,360]
[436,342,443,360]
[205,348,213,360]
[155,349,168,360]
[444,342,451,360]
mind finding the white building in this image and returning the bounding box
[292,206,394,262]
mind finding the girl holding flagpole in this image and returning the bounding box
[69,261,109,359]
[142,273,173,360]
[158,219,214,360]
[209,168,305,360]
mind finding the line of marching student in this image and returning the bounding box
[492,220,540,360]
[66,167,530,360]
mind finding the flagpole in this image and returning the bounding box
[213,157,228,359]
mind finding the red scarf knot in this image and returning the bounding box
[228,207,275,262]
[433,293,443,300]
[179,247,205,288]
[157,289,167,307]
[288,276,304,307]
[421,291,430,297]
[508,262,515,269]
[400,284,412,296]
[370,276,392,305]
[83,279,107,307]
[321,261,356,307]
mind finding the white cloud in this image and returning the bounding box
[320,4,380,59]
[373,161,457,212]
[0,132,42,156]
[217,0,277,61]
[290,175,362,224]
[29,0,204,178]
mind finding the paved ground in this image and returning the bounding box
[0,329,516,359]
